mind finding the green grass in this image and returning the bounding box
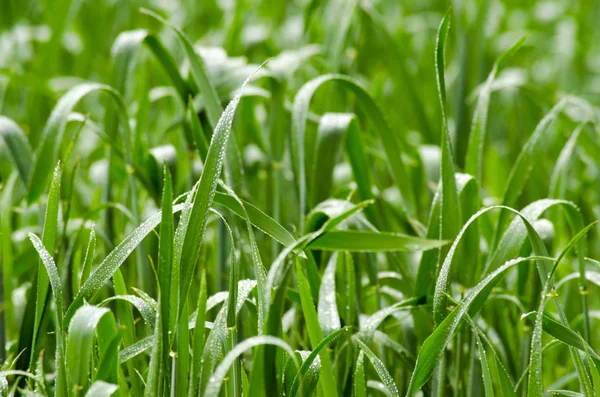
[1,0,600,396]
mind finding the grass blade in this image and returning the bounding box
[22,163,61,375]
[354,337,400,397]
[409,255,550,395]
[292,74,421,230]
[433,9,460,326]
[307,230,446,252]
[176,69,260,330]
[202,336,298,397]
[464,35,527,183]
[65,202,186,326]
[0,116,32,184]
[295,258,339,397]
[66,306,117,394]
[289,327,350,397]
[141,9,222,128]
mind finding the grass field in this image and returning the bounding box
[1,0,600,396]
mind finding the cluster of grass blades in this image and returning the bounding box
[1,1,600,396]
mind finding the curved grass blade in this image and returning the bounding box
[354,337,400,397]
[99,295,156,327]
[66,306,117,394]
[141,9,222,128]
[212,191,296,247]
[28,83,131,204]
[311,113,349,207]
[465,35,527,182]
[436,201,583,326]
[64,202,186,326]
[28,233,67,397]
[111,29,192,102]
[202,336,298,397]
[292,74,421,229]
[360,297,422,341]
[23,163,61,375]
[521,312,600,362]
[176,69,258,327]
[549,124,585,199]
[408,255,550,395]
[433,10,460,326]
[528,221,598,396]
[0,116,32,184]
[119,336,153,364]
[416,173,479,297]
[485,199,584,275]
[492,97,593,246]
[289,327,350,397]
[547,391,583,396]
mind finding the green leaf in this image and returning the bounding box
[474,330,494,397]
[311,113,349,207]
[433,9,460,326]
[317,253,341,336]
[28,233,67,397]
[0,116,33,184]
[188,271,207,397]
[521,311,600,361]
[149,165,174,396]
[176,70,257,326]
[65,202,186,326]
[212,191,296,247]
[289,327,350,397]
[111,29,192,102]
[188,99,209,161]
[66,306,117,394]
[354,350,366,397]
[141,9,222,128]
[409,255,549,395]
[22,162,62,376]
[202,336,298,397]
[307,230,447,252]
[354,337,400,397]
[292,74,421,230]
[580,334,600,394]
[28,83,131,203]
[360,297,422,341]
[493,97,593,246]
[295,258,339,397]
[465,35,527,182]
[99,295,156,327]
